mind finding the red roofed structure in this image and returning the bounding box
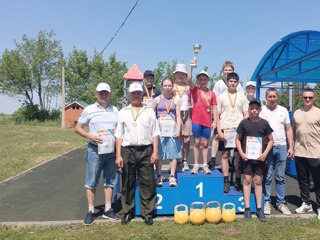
[123,64,143,81]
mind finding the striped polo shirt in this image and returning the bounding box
[77,102,118,144]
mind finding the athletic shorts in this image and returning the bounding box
[240,159,267,176]
[192,123,211,139]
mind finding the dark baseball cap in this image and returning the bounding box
[249,98,262,107]
[143,70,154,78]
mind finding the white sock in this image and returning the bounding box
[105,203,111,211]
[88,206,95,213]
[202,164,208,167]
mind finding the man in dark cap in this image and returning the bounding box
[142,70,161,107]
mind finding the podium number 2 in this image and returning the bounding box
[156,194,163,210]
[196,182,203,198]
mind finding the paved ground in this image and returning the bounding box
[0,146,318,223]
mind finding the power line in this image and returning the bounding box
[99,0,139,56]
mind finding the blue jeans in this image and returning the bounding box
[85,143,118,189]
[264,145,287,206]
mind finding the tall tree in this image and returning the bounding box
[0,30,63,110]
[65,51,127,107]
[0,49,33,104]
[65,48,93,103]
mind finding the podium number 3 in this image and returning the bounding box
[196,182,203,198]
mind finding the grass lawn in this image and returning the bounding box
[1,218,320,240]
[0,120,86,182]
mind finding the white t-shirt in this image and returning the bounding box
[213,79,244,97]
[260,105,290,146]
[217,91,248,129]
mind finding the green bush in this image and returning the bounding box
[10,104,60,123]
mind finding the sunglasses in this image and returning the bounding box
[303,96,314,100]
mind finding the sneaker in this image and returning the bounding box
[256,210,267,222]
[157,175,164,187]
[277,204,291,215]
[317,208,320,220]
[202,165,211,174]
[244,209,252,220]
[121,213,133,225]
[264,202,271,215]
[208,160,215,169]
[84,212,95,225]
[191,164,199,174]
[144,215,154,226]
[224,181,230,193]
[234,181,243,192]
[295,202,313,214]
[182,161,189,171]
[102,209,119,220]
[169,176,177,187]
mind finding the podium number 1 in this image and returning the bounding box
[196,182,203,198]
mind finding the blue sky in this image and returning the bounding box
[1,0,320,113]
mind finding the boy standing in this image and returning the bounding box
[236,99,274,222]
[217,72,248,192]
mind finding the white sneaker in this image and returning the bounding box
[182,161,189,171]
[278,204,291,215]
[169,176,177,187]
[202,165,211,174]
[157,175,163,187]
[191,164,199,174]
[295,202,313,214]
[317,208,320,220]
[264,202,271,215]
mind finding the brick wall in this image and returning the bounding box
[64,104,84,128]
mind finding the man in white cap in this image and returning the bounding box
[75,82,119,225]
[115,82,160,225]
[173,63,193,171]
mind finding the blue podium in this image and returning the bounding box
[135,169,258,216]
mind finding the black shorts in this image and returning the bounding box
[240,159,267,176]
[218,141,239,152]
[217,129,238,152]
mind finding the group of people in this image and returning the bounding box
[75,60,320,225]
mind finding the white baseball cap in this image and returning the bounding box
[246,81,256,88]
[196,70,210,79]
[173,63,188,74]
[129,82,143,92]
[96,83,111,92]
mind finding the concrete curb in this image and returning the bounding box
[0,213,317,227]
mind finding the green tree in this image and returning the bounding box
[65,48,94,103]
[65,51,127,107]
[0,49,33,104]
[0,30,63,110]
[153,60,177,86]
[99,53,127,107]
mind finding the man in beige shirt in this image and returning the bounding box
[292,88,320,220]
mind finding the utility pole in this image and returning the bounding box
[61,64,65,129]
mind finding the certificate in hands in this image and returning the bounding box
[98,129,115,154]
[143,97,154,108]
[224,128,237,148]
[246,136,262,160]
[159,115,176,137]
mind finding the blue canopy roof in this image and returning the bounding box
[251,30,320,97]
